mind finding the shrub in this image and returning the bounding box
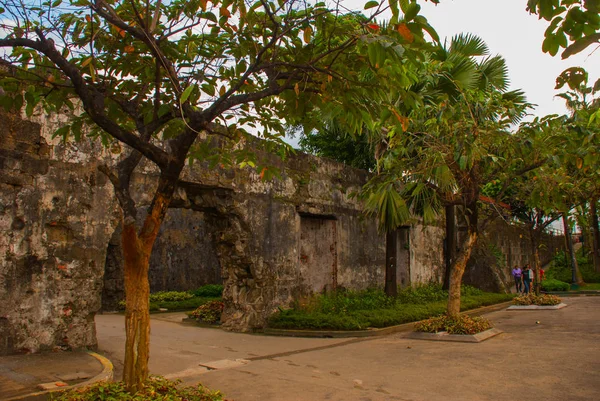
[149,291,194,303]
[548,251,600,283]
[51,376,224,400]
[189,301,224,324]
[268,309,369,330]
[303,289,396,314]
[513,293,561,306]
[396,284,447,304]
[396,284,484,304]
[541,279,570,292]
[118,297,219,312]
[267,292,513,331]
[190,284,224,298]
[414,315,492,335]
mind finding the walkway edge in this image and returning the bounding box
[262,300,514,338]
[4,351,114,401]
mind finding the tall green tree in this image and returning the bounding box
[364,34,534,316]
[0,0,435,390]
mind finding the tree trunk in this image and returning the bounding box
[591,198,600,273]
[443,205,456,291]
[447,229,478,317]
[122,222,151,392]
[563,213,584,286]
[122,192,171,392]
[530,229,542,295]
[385,230,398,297]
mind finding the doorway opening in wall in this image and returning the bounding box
[101,208,223,312]
[298,214,338,295]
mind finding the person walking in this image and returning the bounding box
[511,265,523,293]
[523,265,533,294]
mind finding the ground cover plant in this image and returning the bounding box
[268,284,513,331]
[51,377,224,401]
[117,285,222,312]
[414,315,492,335]
[513,293,562,306]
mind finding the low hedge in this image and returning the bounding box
[120,297,221,312]
[268,290,513,331]
[190,284,224,298]
[541,279,570,292]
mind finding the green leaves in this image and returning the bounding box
[530,0,600,58]
[364,1,379,10]
[180,85,196,103]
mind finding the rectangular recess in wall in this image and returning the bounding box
[299,215,338,294]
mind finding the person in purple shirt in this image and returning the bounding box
[511,265,522,293]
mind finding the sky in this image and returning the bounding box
[286,0,599,147]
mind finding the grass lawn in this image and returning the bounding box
[268,284,514,331]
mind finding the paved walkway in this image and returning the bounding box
[96,296,600,401]
[0,351,108,400]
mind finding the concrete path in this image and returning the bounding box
[96,297,600,401]
[0,351,111,401]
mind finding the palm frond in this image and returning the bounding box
[479,55,510,92]
[364,183,411,233]
[449,33,489,57]
[502,89,531,125]
[448,58,481,91]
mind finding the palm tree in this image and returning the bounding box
[364,33,531,316]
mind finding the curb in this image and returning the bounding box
[4,351,114,401]
[405,327,503,343]
[543,291,600,297]
[262,300,514,338]
[507,303,568,310]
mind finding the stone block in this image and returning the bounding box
[406,328,503,343]
[37,381,69,391]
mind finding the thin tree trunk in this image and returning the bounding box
[447,229,478,317]
[530,229,542,295]
[591,197,600,273]
[385,230,398,297]
[443,205,456,291]
[122,191,171,391]
[563,213,585,286]
[122,221,151,392]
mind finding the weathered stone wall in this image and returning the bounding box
[121,150,393,330]
[464,219,564,292]
[2,110,565,353]
[409,224,445,284]
[0,111,118,354]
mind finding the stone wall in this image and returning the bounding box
[0,111,118,354]
[464,219,564,292]
[1,110,565,353]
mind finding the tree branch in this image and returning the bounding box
[0,33,170,169]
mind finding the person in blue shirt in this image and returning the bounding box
[511,266,522,293]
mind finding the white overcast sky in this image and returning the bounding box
[286,0,599,147]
